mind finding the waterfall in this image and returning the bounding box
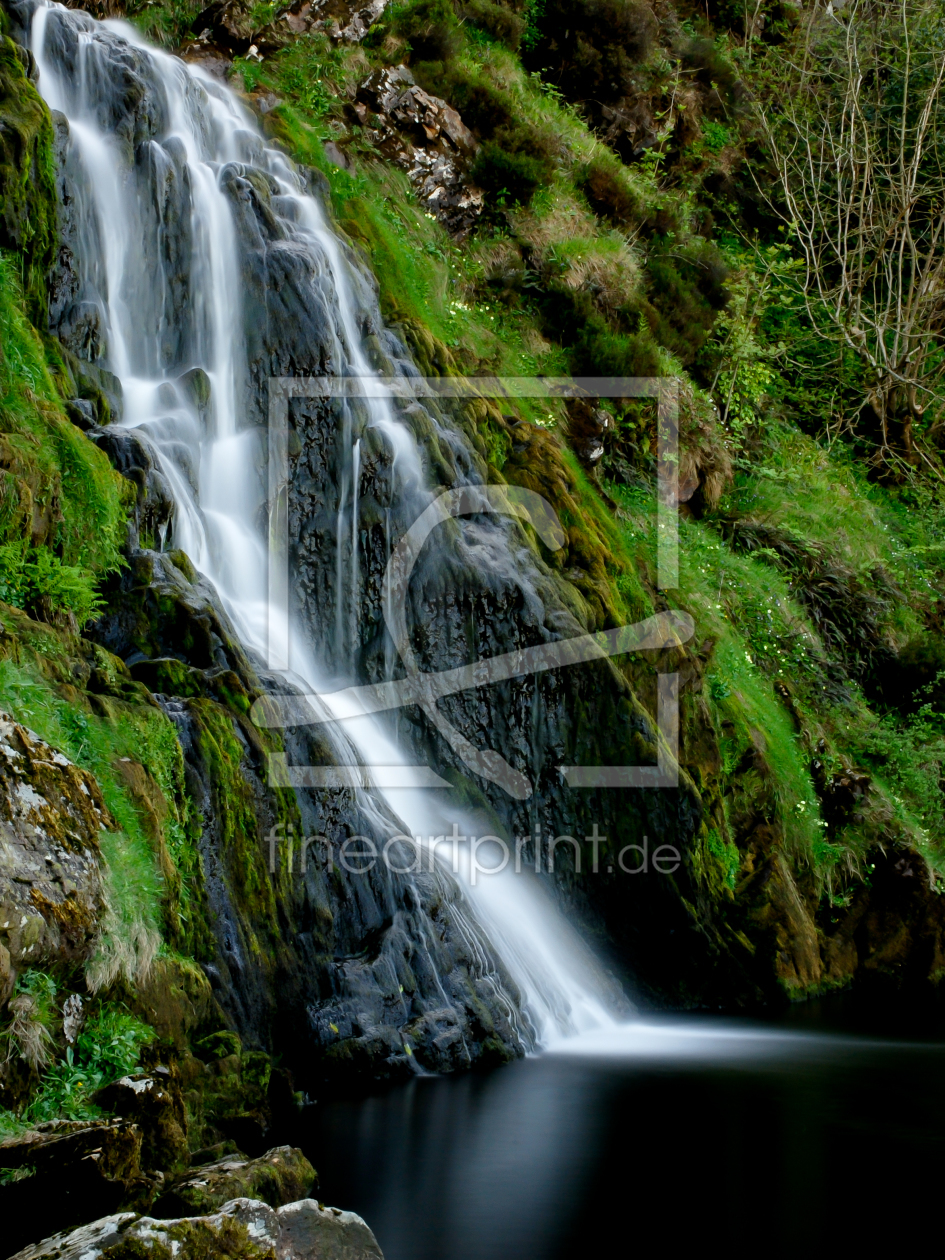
[24,0,625,1049]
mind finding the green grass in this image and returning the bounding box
[0,255,128,623]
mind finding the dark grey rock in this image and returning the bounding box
[277,1198,384,1259]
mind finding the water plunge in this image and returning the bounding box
[25,0,623,1053]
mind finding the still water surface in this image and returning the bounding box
[304,1012,945,1258]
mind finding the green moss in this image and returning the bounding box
[705,827,739,891]
[0,645,190,979]
[0,37,56,323]
[184,699,299,976]
[0,255,129,624]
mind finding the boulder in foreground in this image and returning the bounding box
[5,1195,384,1260]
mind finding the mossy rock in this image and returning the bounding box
[0,35,56,322]
[154,1146,316,1219]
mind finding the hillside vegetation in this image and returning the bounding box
[117,0,945,935]
[3,0,945,1175]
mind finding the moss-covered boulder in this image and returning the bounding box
[0,710,111,1003]
[8,1195,385,1260]
[94,1069,190,1174]
[9,1199,281,1260]
[154,1145,316,1218]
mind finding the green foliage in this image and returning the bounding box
[30,1005,154,1122]
[124,0,203,47]
[1,996,154,1131]
[470,140,549,205]
[0,255,127,623]
[0,37,57,322]
[850,700,945,846]
[701,120,732,152]
[460,0,525,50]
[521,0,546,51]
[578,153,646,226]
[0,541,104,625]
[520,0,657,103]
[387,0,463,60]
[0,658,173,982]
[706,827,739,890]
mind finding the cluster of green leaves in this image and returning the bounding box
[1,971,153,1137]
[0,542,104,625]
[28,1005,154,1123]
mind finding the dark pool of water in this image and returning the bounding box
[302,1013,945,1259]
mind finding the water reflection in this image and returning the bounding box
[307,1018,945,1259]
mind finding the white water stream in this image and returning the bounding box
[29,1,622,1050]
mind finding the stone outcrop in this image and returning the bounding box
[94,1070,191,1173]
[284,0,389,43]
[0,711,110,1006]
[0,1065,198,1252]
[178,0,387,72]
[154,1145,317,1218]
[352,66,483,238]
[7,1196,384,1260]
[0,1116,159,1255]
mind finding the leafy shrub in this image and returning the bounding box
[0,542,104,627]
[522,0,657,105]
[539,284,662,377]
[678,35,742,106]
[1,999,154,1129]
[579,154,645,226]
[471,141,549,205]
[641,241,730,365]
[459,0,526,48]
[388,0,463,61]
[30,1006,154,1122]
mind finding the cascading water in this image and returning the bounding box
[24,0,624,1051]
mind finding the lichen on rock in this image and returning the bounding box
[154,1145,316,1218]
[8,1194,385,1260]
[0,711,110,1002]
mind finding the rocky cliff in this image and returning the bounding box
[3,0,945,1250]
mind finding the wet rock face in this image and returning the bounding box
[0,712,110,1004]
[352,66,483,238]
[18,0,531,1076]
[8,1195,385,1260]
